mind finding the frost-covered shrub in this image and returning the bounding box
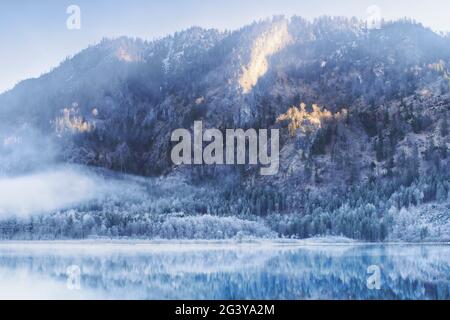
[159,215,274,239]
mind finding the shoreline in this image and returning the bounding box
[0,237,449,247]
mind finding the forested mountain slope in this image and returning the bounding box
[0,16,448,241]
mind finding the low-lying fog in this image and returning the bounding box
[0,127,145,218]
[0,166,109,217]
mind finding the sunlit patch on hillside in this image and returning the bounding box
[55,106,94,135]
[277,103,347,136]
[239,21,292,94]
[116,46,140,62]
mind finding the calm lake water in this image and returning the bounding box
[0,241,449,300]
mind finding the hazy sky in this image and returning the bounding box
[1,0,450,94]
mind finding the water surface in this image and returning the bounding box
[0,241,448,299]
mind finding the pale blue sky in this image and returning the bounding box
[1,0,450,93]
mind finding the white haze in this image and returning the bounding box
[0,127,103,217]
[0,124,149,218]
[0,126,58,177]
[0,167,106,217]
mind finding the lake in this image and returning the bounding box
[0,240,449,300]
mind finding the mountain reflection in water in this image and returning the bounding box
[0,242,448,300]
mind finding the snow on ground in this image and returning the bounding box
[0,236,361,253]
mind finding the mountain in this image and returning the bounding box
[0,16,448,241]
